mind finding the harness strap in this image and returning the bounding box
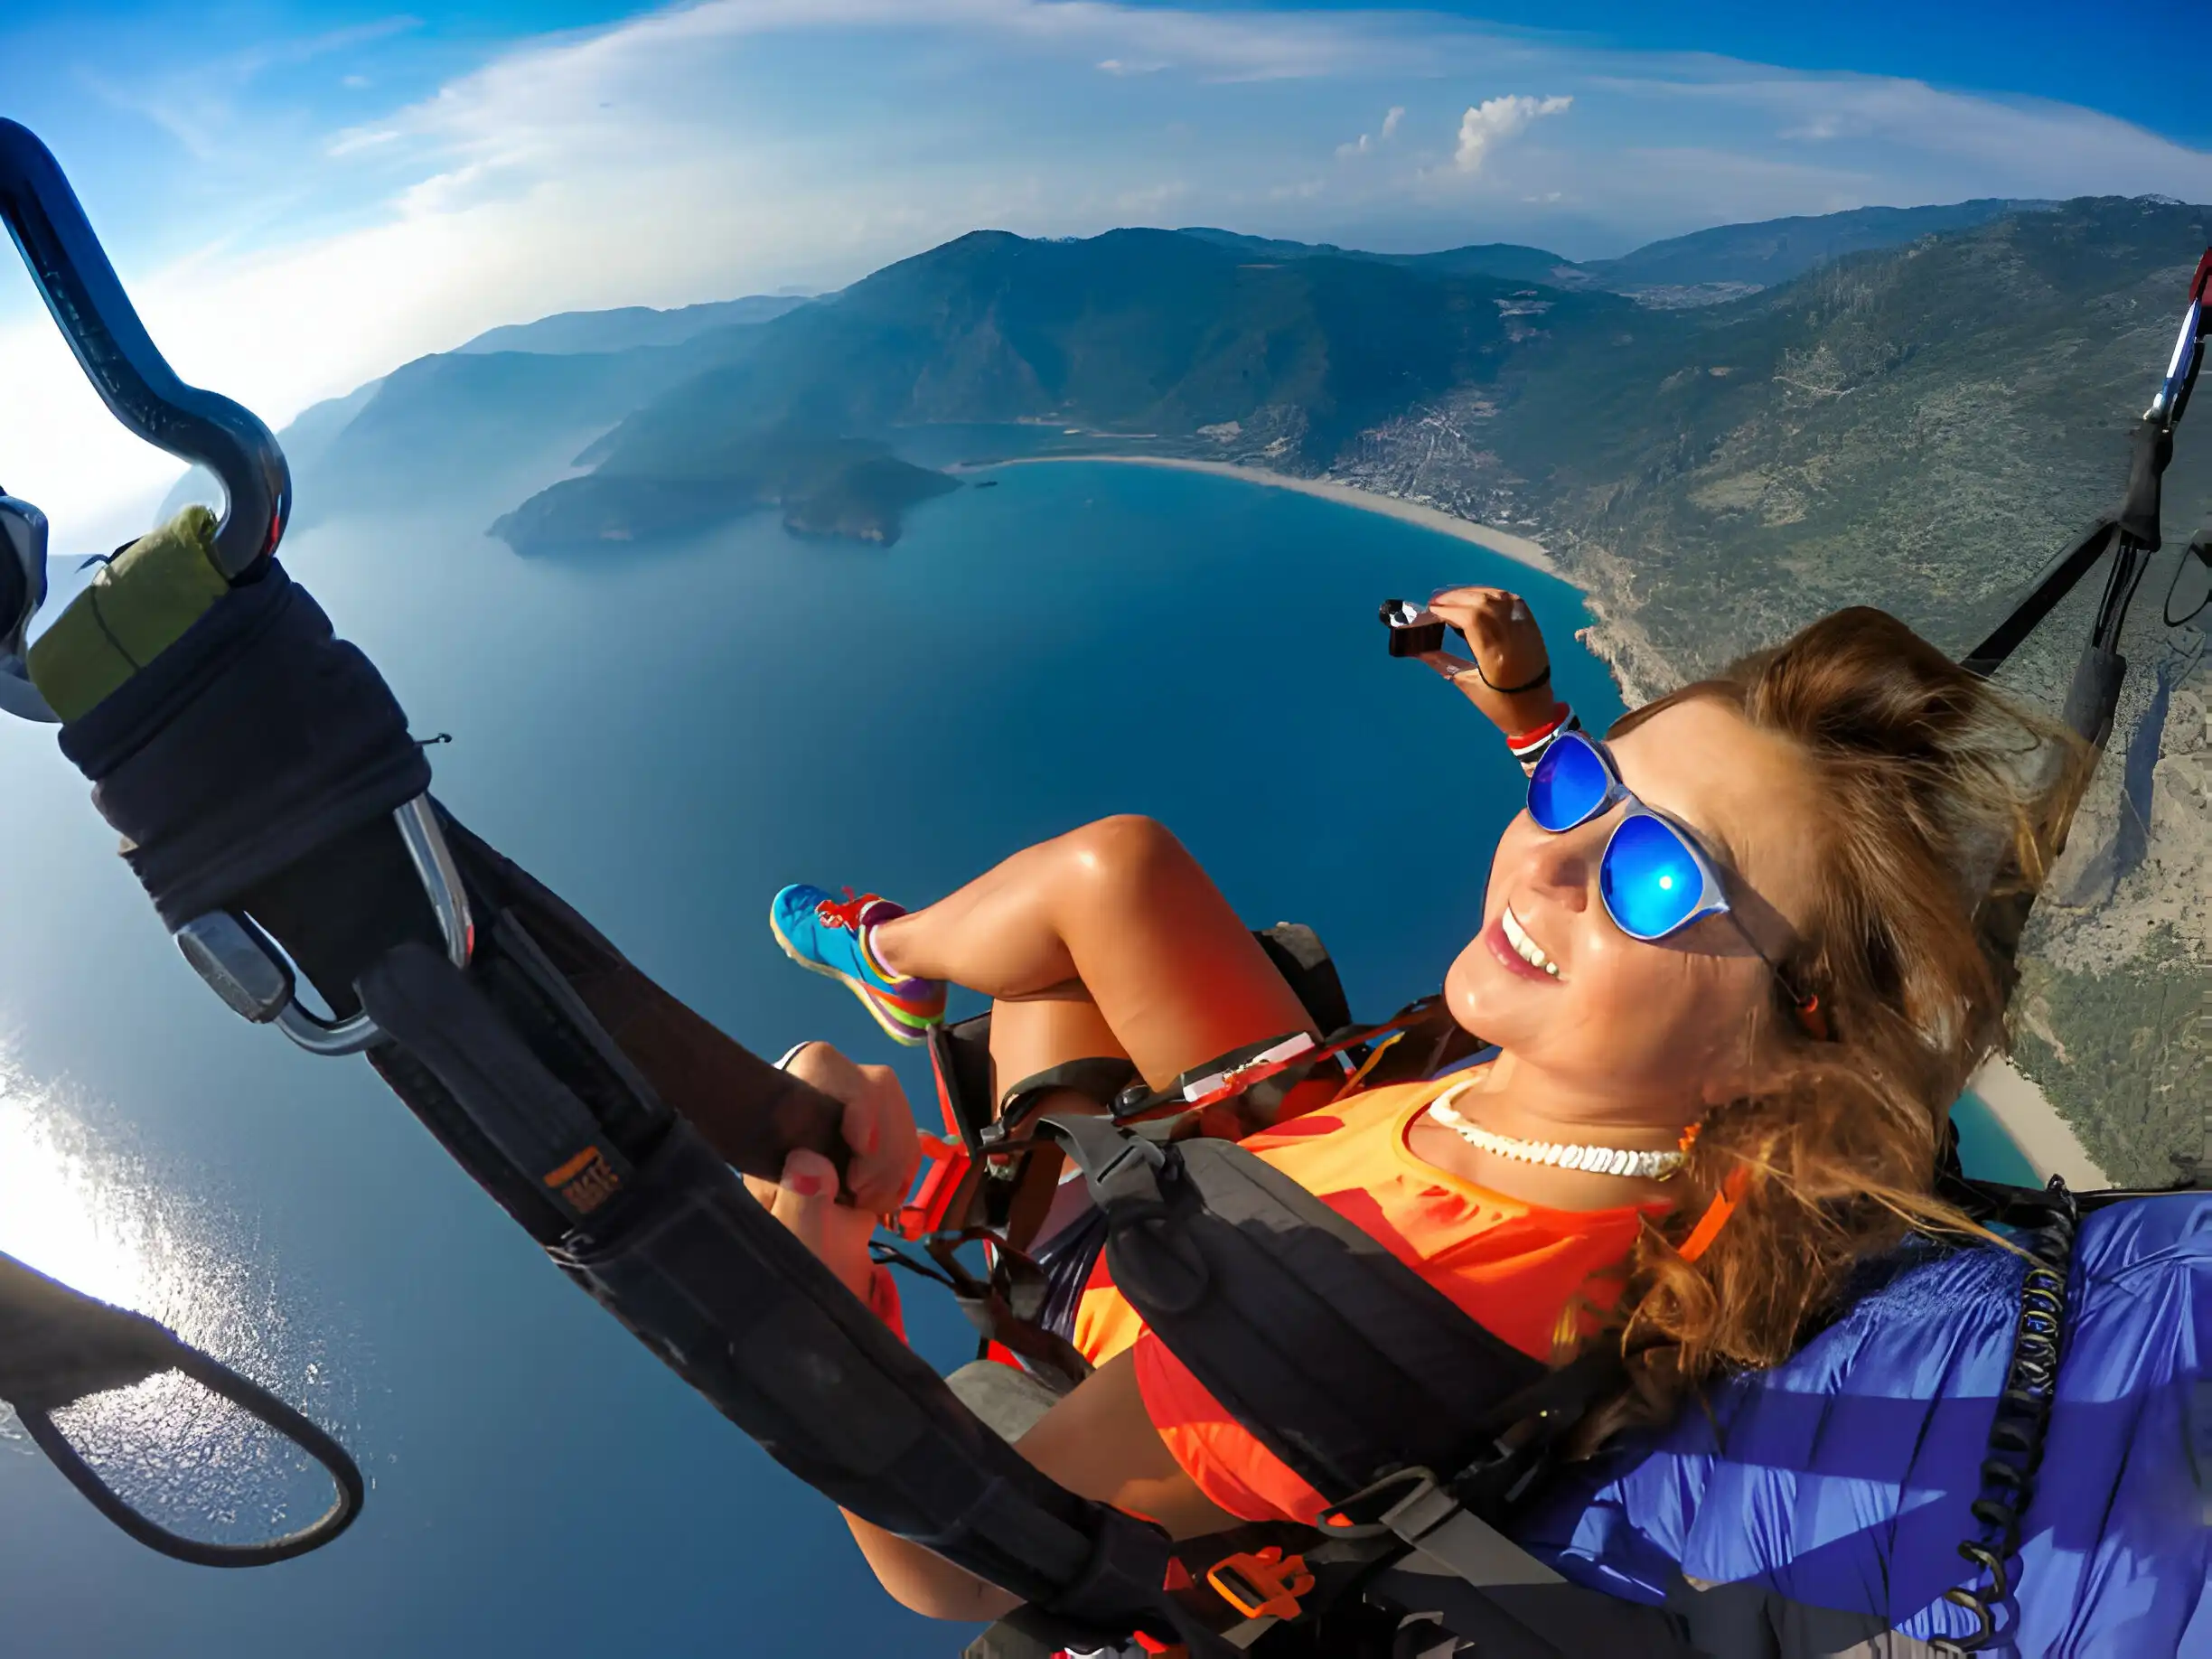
[1333,1473,1562,1588]
[1036,1112,1607,1653]
[1043,1111,1551,1496]
[993,1058,1143,1146]
[29,557,1239,1658]
[0,1248,364,1567]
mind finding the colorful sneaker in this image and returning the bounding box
[769,884,946,1047]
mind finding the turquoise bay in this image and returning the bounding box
[0,458,2024,1655]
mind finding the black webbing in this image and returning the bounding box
[34,559,1235,1651]
[1039,1113,1546,1503]
[437,813,866,1187]
[0,1249,362,1567]
[59,561,429,931]
[1955,520,2119,680]
[0,1249,175,1415]
[552,1120,1231,1655]
[1033,1115,1648,1656]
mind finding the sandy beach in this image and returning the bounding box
[1969,1055,2109,1189]
[992,454,1561,578]
[991,465,2120,1195]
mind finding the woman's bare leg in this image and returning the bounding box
[985,994,1128,1098]
[873,815,1317,1090]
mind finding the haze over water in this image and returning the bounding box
[0,458,2025,1654]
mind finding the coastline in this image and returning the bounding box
[1967,1055,2110,1190]
[988,455,1561,578]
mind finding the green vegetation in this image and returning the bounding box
[455,294,810,357]
[289,332,773,525]
[256,201,2212,1163]
[567,227,1629,470]
[1178,201,2048,296]
[1476,199,2212,680]
[494,225,1633,549]
[490,432,955,552]
[1576,198,2051,291]
[2016,926,2211,1185]
[1175,227,1578,286]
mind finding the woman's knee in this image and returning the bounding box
[1054,814,1195,898]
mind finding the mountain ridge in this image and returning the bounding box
[152,192,2209,1182]
[1180,198,2059,304]
[1579,197,2057,290]
[455,293,813,357]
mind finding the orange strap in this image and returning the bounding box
[1327,1028,1404,1102]
[1204,1547,1314,1621]
[1677,1168,1750,1263]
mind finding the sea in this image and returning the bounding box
[0,455,2034,1655]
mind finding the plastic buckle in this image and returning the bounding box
[1179,1031,1317,1110]
[1313,1466,1440,1540]
[173,795,473,1056]
[1204,1546,1314,1621]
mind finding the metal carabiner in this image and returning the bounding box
[2147,249,2212,424]
[0,119,291,722]
[0,490,54,722]
[174,797,474,1056]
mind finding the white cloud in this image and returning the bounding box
[1652,72,2212,200]
[2,0,2208,544]
[80,16,424,164]
[1455,93,1572,173]
[236,15,426,78]
[1337,103,1406,158]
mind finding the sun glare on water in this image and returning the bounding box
[0,1043,353,1542]
[0,1061,168,1315]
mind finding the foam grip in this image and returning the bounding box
[52,563,428,930]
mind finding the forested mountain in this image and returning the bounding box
[570,228,1633,475]
[455,293,811,356]
[169,198,2208,1173]
[1576,198,2052,291]
[1180,198,2050,302]
[1175,227,1578,286]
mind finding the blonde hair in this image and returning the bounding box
[1598,607,2085,1423]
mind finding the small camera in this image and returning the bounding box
[1379,597,1447,658]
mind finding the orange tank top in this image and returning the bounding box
[1071,1073,1668,1525]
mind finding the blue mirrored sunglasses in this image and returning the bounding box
[1525,729,1826,1034]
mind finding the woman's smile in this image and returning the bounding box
[1488,902,1564,983]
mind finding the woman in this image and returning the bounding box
[751,591,2079,1622]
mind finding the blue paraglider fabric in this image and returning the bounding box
[1514,1194,2212,1655]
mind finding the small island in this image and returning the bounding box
[492,431,957,553]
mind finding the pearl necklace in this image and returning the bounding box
[1427,1085,1687,1181]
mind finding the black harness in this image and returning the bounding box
[0,114,2205,1659]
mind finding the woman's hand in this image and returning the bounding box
[759,1049,1242,1625]
[1420,586,1559,736]
[744,1042,921,1299]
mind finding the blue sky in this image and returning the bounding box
[2,0,2209,541]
